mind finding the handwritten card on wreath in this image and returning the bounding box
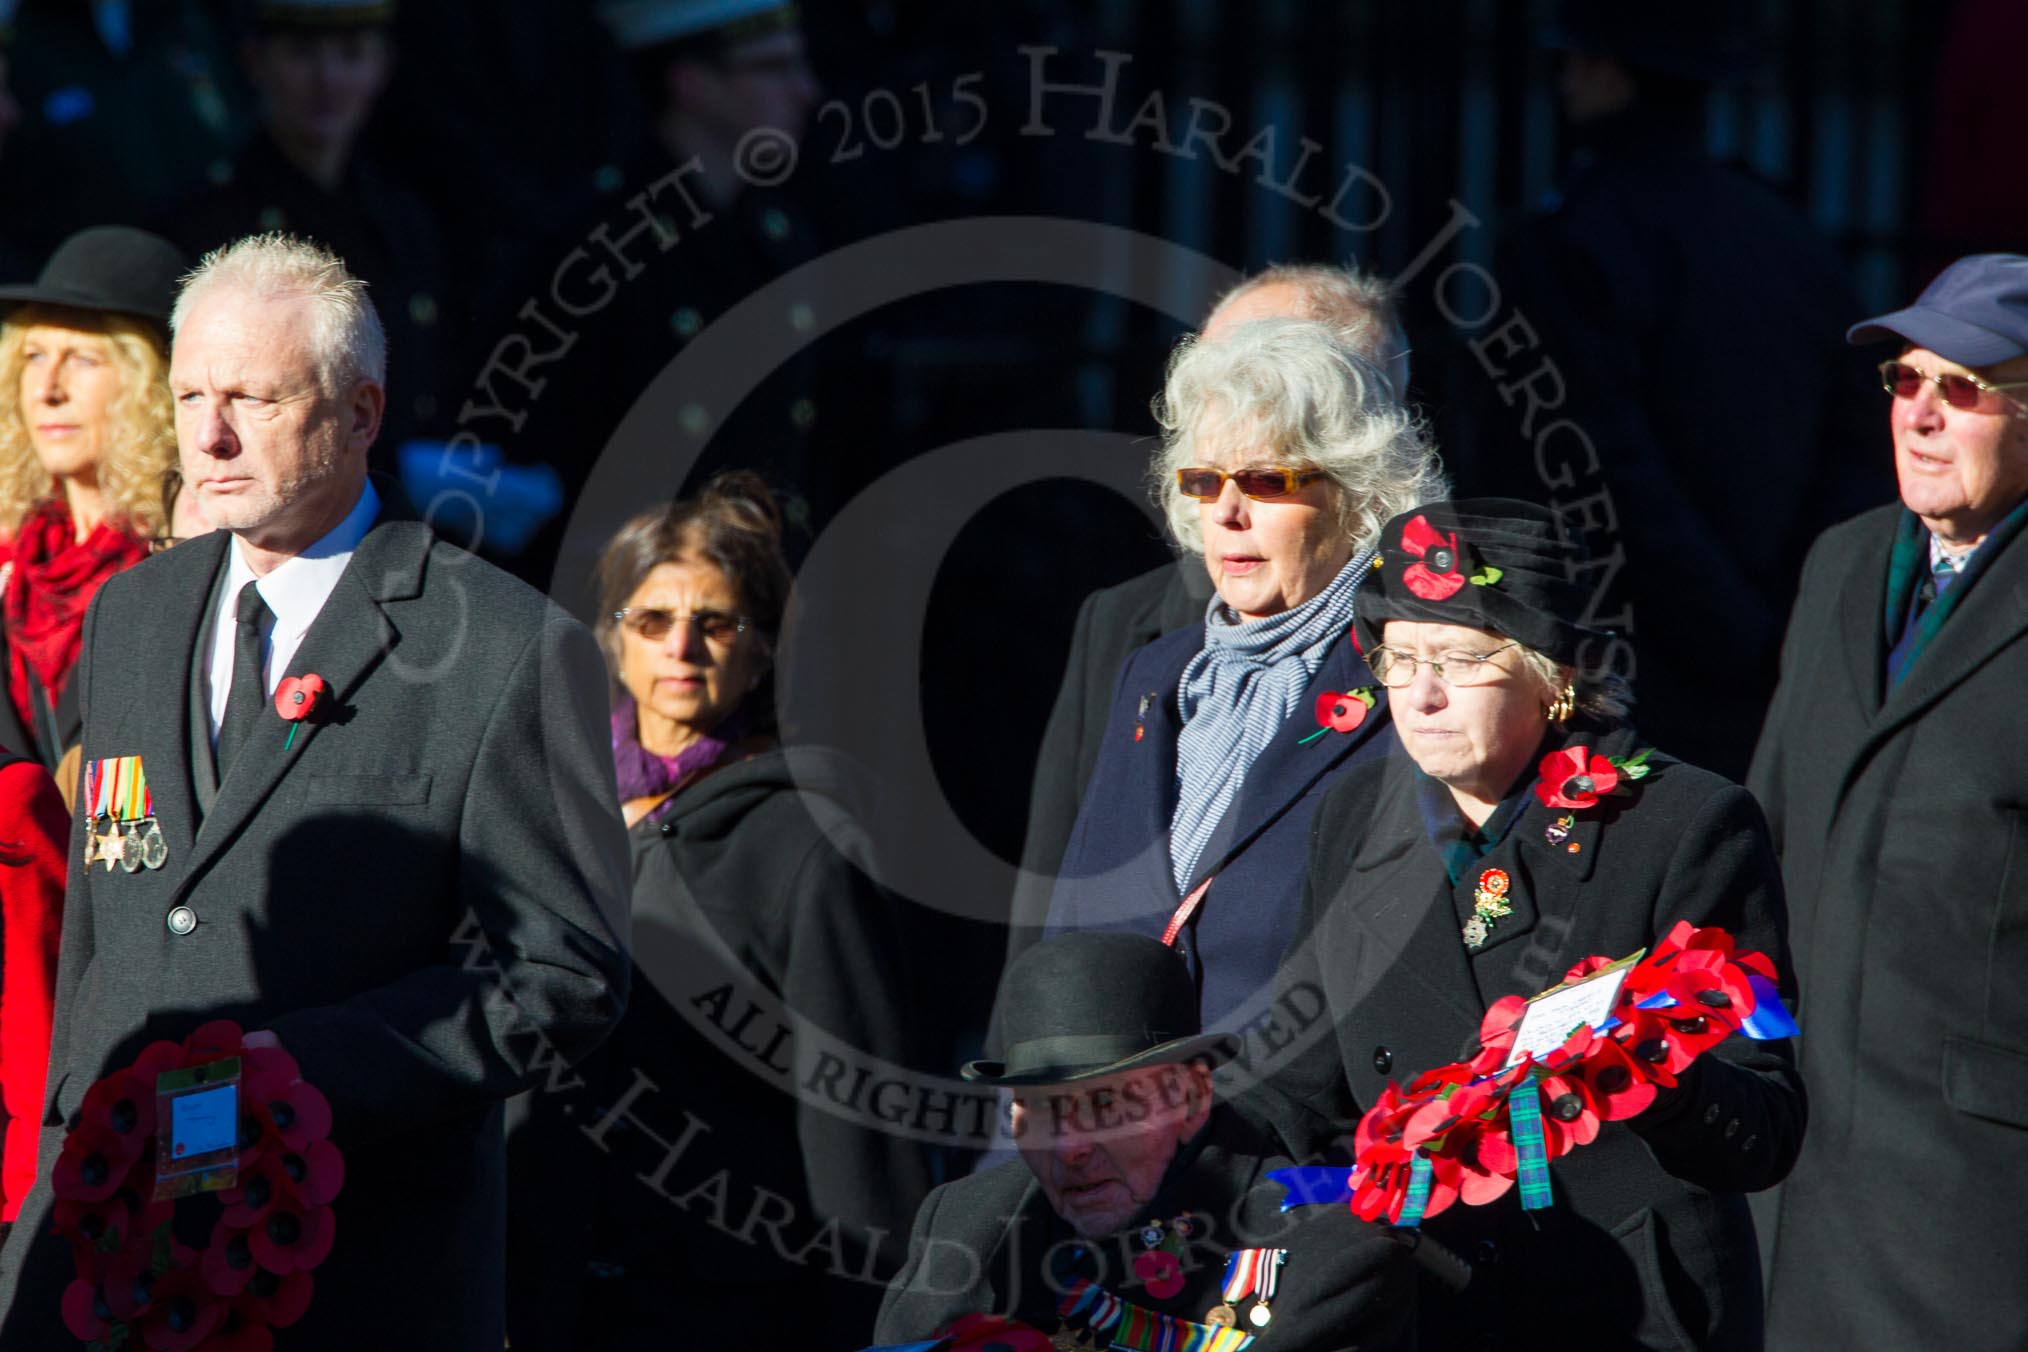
[1504,950,1645,1067]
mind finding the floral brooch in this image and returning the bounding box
[1398,514,1502,601]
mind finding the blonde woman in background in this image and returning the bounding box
[0,226,185,771]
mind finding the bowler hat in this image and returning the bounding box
[1355,498,1611,667]
[0,226,188,326]
[961,933,1240,1087]
[1847,254,2028,367]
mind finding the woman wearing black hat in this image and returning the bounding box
[1273,499,1803,1350]
[0,225,187,769]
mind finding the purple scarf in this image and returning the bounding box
[611,695,742,824]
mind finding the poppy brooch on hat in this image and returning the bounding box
[1395,514,1503,601]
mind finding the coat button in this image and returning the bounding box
[659,822,675,836]
[1703,1103,1721,1126]
[1475,1240,1500,1266]
[1372,1046,1392,1074]
[1741,1134,1757,1152]
[1723,1118,1740,1139]
[166,906,197,936]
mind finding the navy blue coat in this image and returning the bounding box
[1043,621,1395,1035]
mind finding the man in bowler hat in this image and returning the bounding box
[875,931,1412,1349]
[1750,254,2028,1348]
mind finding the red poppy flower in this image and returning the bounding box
[1399,514,1467,600]
[133,1260,224,1352]
[1533,746,1620,810]
[256,1080,332,1153]
[1573,1037,1659,1121]
[228,1268,313,1330]
[198,1306,275,1352]
[183,1020,247,1066]
[249,1203,335,1275]
[272,675,324,723]
[202,1224,262,1298]
[1132,1247,1185,1299]
[940,1313,1054,1352]
[1313,687,1376,733]
[62,1277,116,1340]
[1536,1073,1601,1153]
[1475,995,1528,1063]
[52,1122,144,1204]
[55,1184,172,1254]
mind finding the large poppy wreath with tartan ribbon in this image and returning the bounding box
[1332,923,1794,1226]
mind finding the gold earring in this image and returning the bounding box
[1546,683,1575,724]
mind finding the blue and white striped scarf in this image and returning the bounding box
[1168,552,1367,892]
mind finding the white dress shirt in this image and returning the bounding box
[203,481,381,744]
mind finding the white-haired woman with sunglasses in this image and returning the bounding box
[504,471,931,1350]
[1039,317,1446,1038]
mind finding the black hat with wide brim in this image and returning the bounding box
[0,226,189,326]
[1354,498,1611,667]
[961,932,1241,1087]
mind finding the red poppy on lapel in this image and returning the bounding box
[272,675,324,723]
[1399,515,1467,600]
[1534,746,1619,809]
[940,1312,1054,1351]
[1300,686,1377,743]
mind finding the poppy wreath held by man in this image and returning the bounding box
[50,1020,342,1350]
[1345,922,1793,1226]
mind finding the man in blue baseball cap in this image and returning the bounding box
[1748,252,2028,1348]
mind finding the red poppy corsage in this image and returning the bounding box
[273,674,327,752]
[938,1312,1054,1351]
[1299,687,1377,744]
[1533,745,1651,812]
[52,1021,342,1350]
[1397,515,1503,602]
[1344,923,1792,1227]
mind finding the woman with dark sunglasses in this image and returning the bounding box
[1038,317,1446,1042]
[504,471,932,1350]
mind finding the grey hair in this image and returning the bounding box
[170,233,387,393]
[1209,262,1411,396]
[1514,645,1635,730]
[1151,317,1446,559]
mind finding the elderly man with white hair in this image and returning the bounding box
[0,233,630,1349]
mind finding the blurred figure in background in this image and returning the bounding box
[156,0,452,464]
[1011,263,1413,962]
[1455,0,1885,780]
[507,472,932,1348]
[0,32,26,282]
[0,0,247,257]
[0,226,185,770]
[517,0,831,586]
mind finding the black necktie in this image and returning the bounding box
[216,581,272,774]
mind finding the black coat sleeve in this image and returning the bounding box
[1625,782,1806,1195]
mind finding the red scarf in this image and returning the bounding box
[1,500,147,738]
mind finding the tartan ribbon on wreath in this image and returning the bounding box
[1344,922,1795,1227]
